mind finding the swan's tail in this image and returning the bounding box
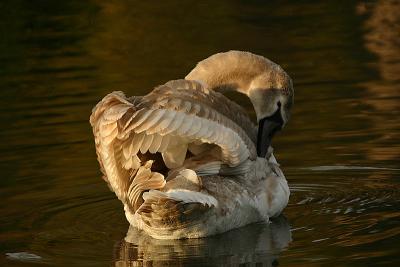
[135,188,217,239]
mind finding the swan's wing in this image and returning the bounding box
[90,93,166,213]
[139,79,257,161]
[89,79,256,213]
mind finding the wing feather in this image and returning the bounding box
[126,109,153,132]
[158,135,170,153]
[176,115,194,136]
[146,110,176,135]
[90,79,257,215]
[134,109,165,133]
[90,93,165,215]
[162,140,188,169]
[131,132,145,155]
[148,134,163,153]
[185,117,202,138]
[140,134,154,154]
[160,112,185,135]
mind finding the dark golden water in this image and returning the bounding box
[1,0,399,266]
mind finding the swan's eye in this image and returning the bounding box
[277,101,281,108]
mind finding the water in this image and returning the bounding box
[1,0,399,266]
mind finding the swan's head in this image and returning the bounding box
[247,67,293,158]
[186,50,294,157]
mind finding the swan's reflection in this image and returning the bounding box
[114,216,291,266]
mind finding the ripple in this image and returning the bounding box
[292,187,399,209]
[301,165,400,171]
[20,195,127,266]
[286,168,400,259]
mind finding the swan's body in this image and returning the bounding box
[90,51,293,239]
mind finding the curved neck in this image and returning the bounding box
[186,63,269,122]
[185,51,273,95]
[186,65,254,95]
[185,51,284,123]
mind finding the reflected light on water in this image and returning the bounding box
[357,0,400,163]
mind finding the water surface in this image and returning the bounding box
[1,0,399,266]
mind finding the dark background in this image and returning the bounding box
[1,1,399,266]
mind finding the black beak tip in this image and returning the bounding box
[256,107,284,157]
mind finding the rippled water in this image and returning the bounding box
[1,0,399,266]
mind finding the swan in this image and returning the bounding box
[90,51,294,239]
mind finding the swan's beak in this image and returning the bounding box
[257,108,284,157]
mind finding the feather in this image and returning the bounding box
[134,109,165,133]
[160,112,185,135]
[182,101,192,113]
[131,132,146,155]
[140,134,154,154]
[166,98,182,110]
[176,115,194,136]
[166,190,218,207]
[185,117,202,137]
[148,134,163,153]
[122,136,134,159]
[99,121,117,139]
[103,104,130,121]
[158,135,170,153]
[195,119,211,139]
[162,143,188,169]
[126,109,153,132]
[146,110,176,135]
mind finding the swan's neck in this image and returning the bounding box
[185,51,274,96]
[186,62,269,123]
[186,65,253,94]
[185,51,286,123]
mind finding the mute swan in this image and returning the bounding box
[90,51,293,239]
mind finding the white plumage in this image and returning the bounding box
[90,51,294,239]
